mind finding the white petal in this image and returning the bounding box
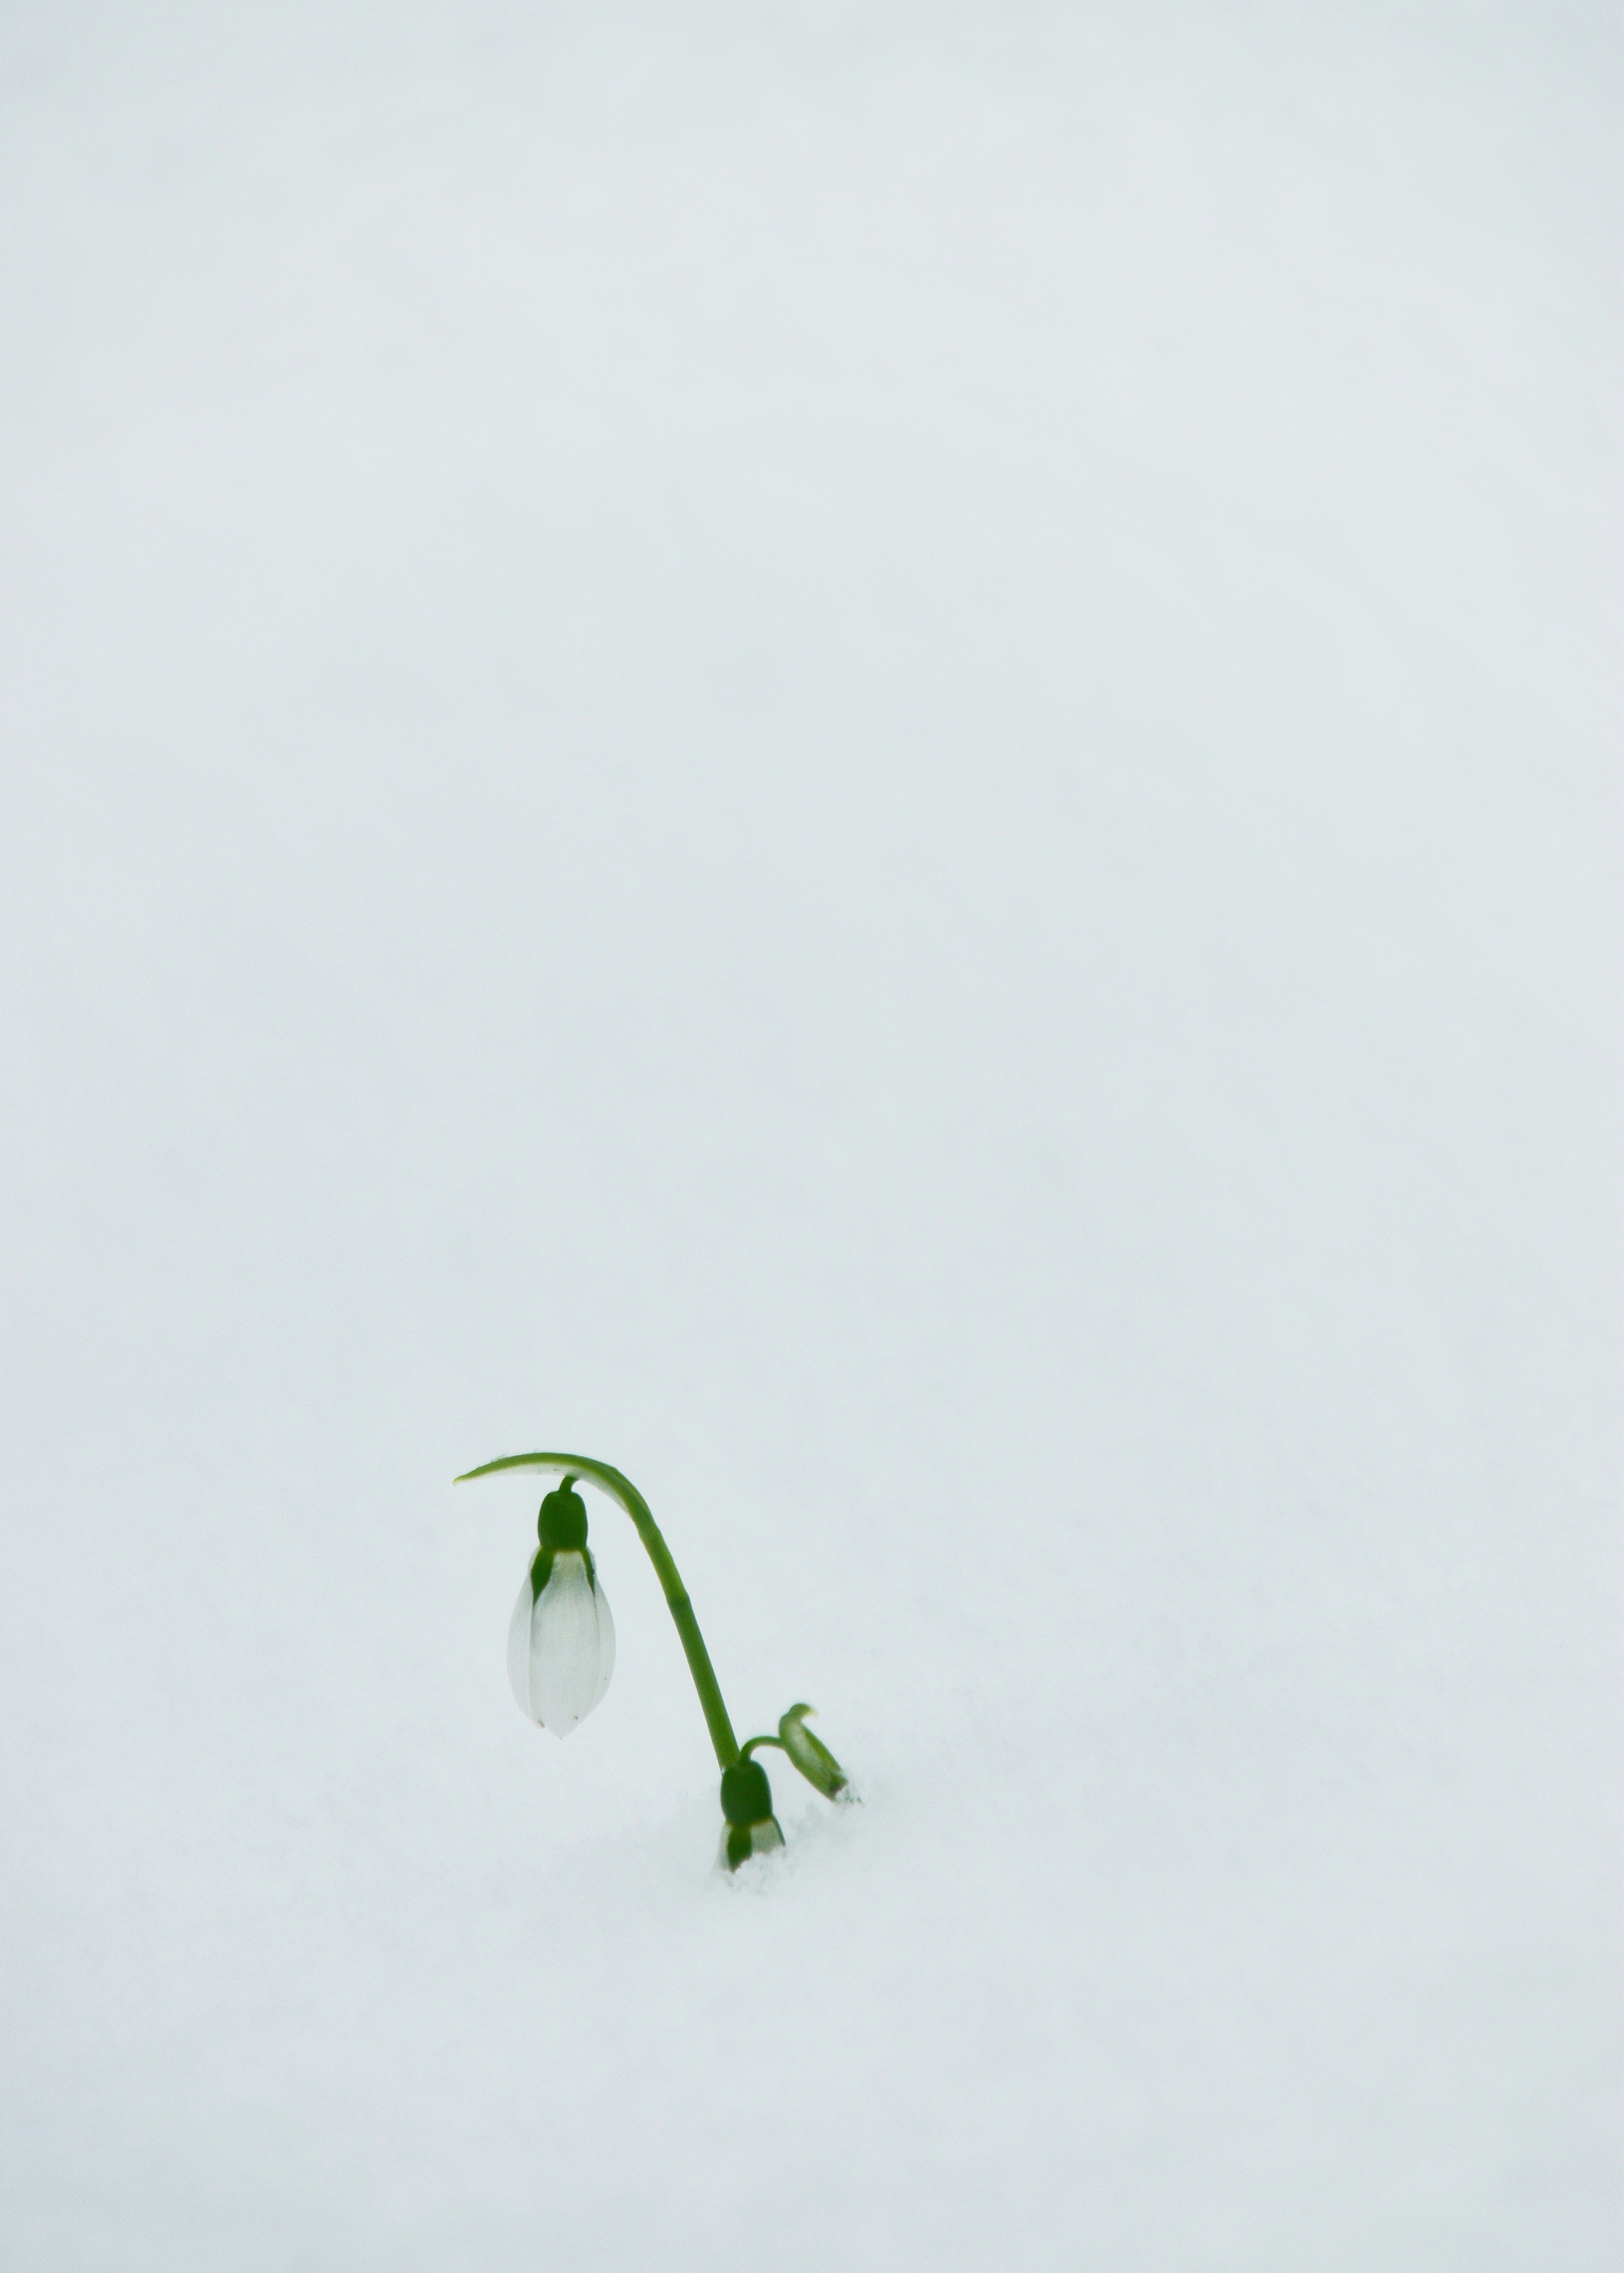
[529,1552,613,1735]
[508,1572,540,1721]
[586,1574,615,1713]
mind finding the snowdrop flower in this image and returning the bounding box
[506,1478,615,1736]
[457,1448,856,1870]
[718,1758,785,1872]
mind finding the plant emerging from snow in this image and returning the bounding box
[455,1452,851,1870]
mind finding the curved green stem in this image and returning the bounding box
[455,1452,739,1768]
[740,1735,789,1761]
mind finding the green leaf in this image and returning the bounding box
[778,1703,850,1800]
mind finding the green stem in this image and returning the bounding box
[455,1452,740,1768]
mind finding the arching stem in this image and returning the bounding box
[455,1452,739,1768]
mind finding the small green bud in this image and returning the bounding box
[538,1477,588,1553]
[778,1703,850,1800]
[718,1758,783,1870]
[720,1758,774,1826]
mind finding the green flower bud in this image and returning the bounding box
[778,1703,850,1800]
[718,1758,783,1871]
[720,1758,774,1825]
[537,1478,589,1552]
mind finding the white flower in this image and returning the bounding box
[507,1551,616,1735]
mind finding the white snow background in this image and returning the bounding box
[1,2,1619,2266]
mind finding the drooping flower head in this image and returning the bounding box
[718,1757,784,1871]
[507,1477,615,1736]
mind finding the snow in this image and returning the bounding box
[0,3,1618,2265]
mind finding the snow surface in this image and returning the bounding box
[1,3,1619,2266]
